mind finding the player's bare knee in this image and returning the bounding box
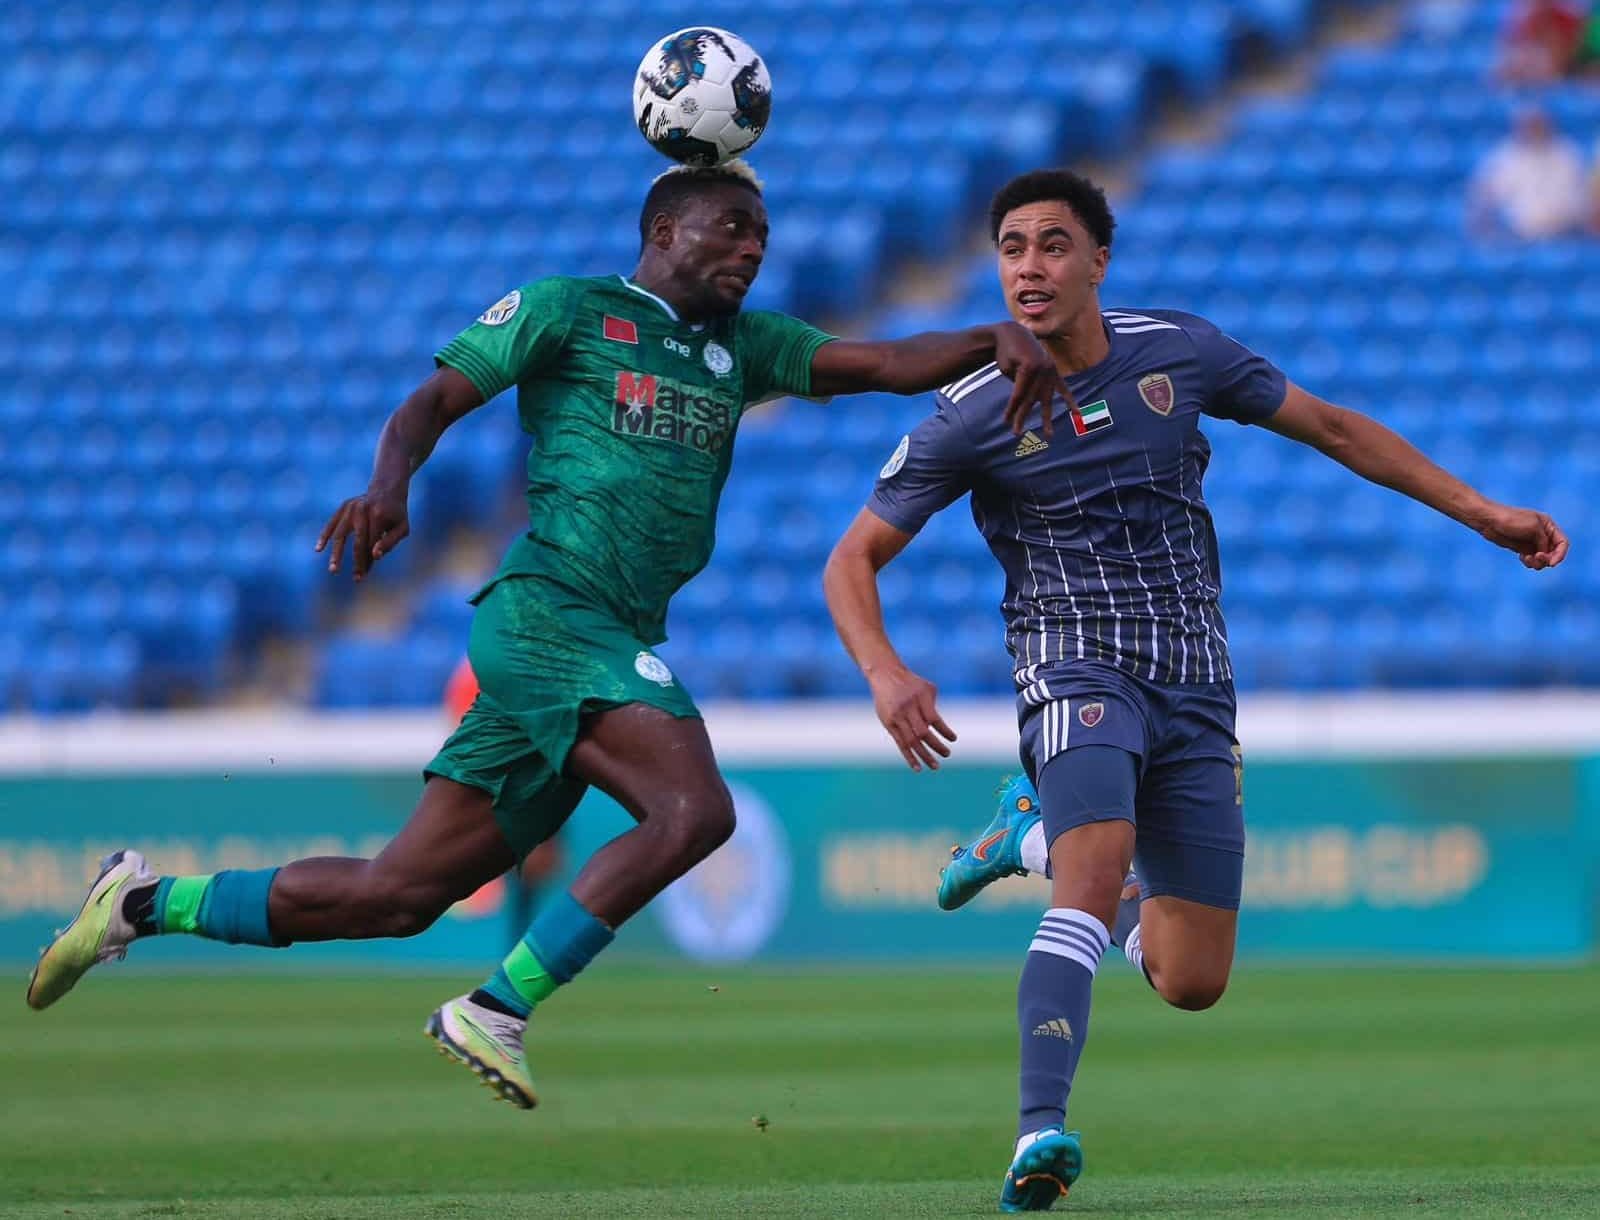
[653,788,736,869]
[1050,861,1129,930]
[1156,971,1229,1012]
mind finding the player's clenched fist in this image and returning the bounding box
[1473,504,1569,571]
[317,485,410,581]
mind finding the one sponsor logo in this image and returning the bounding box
[703,341,733,376]
[1078,702,1104,728]
[1014,429,1049,457]
[612,370,735,456]
[880,434,909,479]
[1138,372,1175,416]
[634,651,674,686]
[1032,1018,1073,1040]
[1070,399,1113,437]
[664,335,692,357]
[603,315,638,344]
[477,289,521,326]
[657,781,791,962]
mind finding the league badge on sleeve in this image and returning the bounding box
[1138,373,1174,416]
[477,290,522,326]
[880,434,909,479]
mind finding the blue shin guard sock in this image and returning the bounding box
[1017,907,1109,1137]
[153,870,285,946]
[479,890,614,1020]
[1109,874,1141,948]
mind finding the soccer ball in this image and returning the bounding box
[633,27,772,167]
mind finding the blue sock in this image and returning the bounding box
[1017,907,1108,1137]
[480,890,614,1020]
[153,869,284,946]
[1109,873,1142,948]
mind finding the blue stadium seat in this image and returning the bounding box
[6,0,1592,705]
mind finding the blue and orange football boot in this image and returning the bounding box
[1000,1127,1083,1212]
[937,774,1042,911]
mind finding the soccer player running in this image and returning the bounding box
[27,162,1072,1111]
[822,169,1568,1212]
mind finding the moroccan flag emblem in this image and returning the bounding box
[1070,399,1112,437]
[603,315,639,344]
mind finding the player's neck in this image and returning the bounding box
[629,263,704,323]
[1042,306,1111,376]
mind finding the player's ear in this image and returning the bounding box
[1090,245,1109,288]
[648,210,676,251]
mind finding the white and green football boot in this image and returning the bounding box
[1000,1127,1083,1212]
[938,774,1042,911]
[27,849,154,1011]
[425,994,539,1110]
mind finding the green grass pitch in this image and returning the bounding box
[5,963,1597,1217]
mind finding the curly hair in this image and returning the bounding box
[988,169,1115,249]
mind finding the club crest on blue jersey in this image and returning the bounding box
[1078,702,1104,728]
[1138,373,1175,416]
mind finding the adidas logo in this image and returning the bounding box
[1014,430,1048,457]
[1032,1017,1073,1040]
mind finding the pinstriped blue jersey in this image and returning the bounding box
[867,309,1286,687]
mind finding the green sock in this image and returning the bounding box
[160,876,213,934]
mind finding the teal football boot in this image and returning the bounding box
[937,774,1042,911]
[1000,1127,1083,1212]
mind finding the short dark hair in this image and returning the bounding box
[638,162,763,247]
[988,169,1115,249]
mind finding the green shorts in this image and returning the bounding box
[425,575,701,859]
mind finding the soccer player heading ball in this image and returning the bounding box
[27,160,1072,1112]
[823,168,1569,1212]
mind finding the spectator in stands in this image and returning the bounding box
[1467,105,1588,239]
[1496,0,1587,82]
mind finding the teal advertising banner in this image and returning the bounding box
[0,757,1591,965]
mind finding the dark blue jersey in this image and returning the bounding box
[868,309,1286,687]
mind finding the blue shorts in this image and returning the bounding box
[1016,660,1244,910]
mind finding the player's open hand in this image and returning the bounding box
[868,662,957,772]
[316,485,410,581]
[991,321,1072,438]
[1475,504,1569,570]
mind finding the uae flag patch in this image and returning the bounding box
[603,315,638,344]
[1070,398,1112,436]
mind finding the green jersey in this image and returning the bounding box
[436,275,834,643]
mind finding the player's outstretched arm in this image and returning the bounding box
[1263,382,1569,570]
[810,322,1069,437]
[823,508,957,771]
[316,367,486,581]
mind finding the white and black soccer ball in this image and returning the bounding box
[633,27,771,167]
